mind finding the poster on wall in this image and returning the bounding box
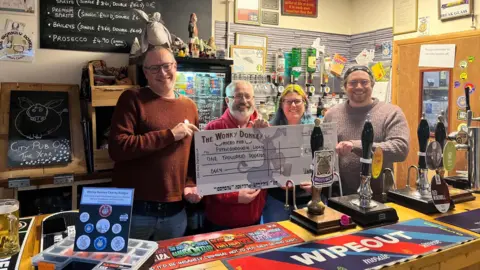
[418,16,430,36]
[439,0,473,21]
[0,18,34,62]
[0,0,34,14]
[281,0,318,17]
[393,0,418,35]
[230,45,266,74]
[235,0,260,25]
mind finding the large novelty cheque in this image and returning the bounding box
[194,123,338,196]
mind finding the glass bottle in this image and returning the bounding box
[258,101,268,120]
[307,48,317,73]
[291,48,302,82]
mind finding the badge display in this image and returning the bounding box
[371,147,383,179]
[73,188,134,253]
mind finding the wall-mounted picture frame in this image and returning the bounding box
[230,45,266,74]
[262,11,280,25]
[281,0,318,18]
[0,0,35,14]
[234,0,261,25]
[235,33,268,49]
[438,0,473,21]
[393,0,418,35]
[262,0,279,10]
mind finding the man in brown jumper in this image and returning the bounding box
[109,47,201,240]
[324,66,410,197]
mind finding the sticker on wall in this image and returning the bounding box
[468,56,475,63]
[459,60,468,69]
[457,110,467,120]
[457,123,468,133]
[457,96,467,108]
[418,16,430,36]
[460,72,468,80]
[454,81,461,88]
[465,83,476,94]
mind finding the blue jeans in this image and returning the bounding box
[130,208,187,241]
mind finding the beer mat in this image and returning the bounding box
[41,211,79,251]
[222,218,476,270]
[435,209,480,234]
[150,223,304,270]
[4,216,35,270]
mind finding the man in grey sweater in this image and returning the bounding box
[324,66,410,197]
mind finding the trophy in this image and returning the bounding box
[435,111,474,203]
[444,86,480,193]
[387,113,455,214]
[289,118,355,234]
[328,116,398,227]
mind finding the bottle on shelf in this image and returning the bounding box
[266,97,276,121]
[258,101,268,121]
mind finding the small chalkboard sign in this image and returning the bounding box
[8,91,72,168]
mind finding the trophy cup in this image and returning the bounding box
[289,118,356,234]
[435,111,474,203]
[328,116,398,227]
[444,86,480,193]
[387,113,455,214]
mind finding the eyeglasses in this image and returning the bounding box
[347,80,371,87]
[283,99,304,106]
[227,94,254,101]
[143,63,175,74]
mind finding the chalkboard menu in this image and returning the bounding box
[194,96,224,130]
[8,91,72,168]
[39,0,159,53]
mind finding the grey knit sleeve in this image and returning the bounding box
[373,105,410,163]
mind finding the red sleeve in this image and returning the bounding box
[212,192,239,204]
[108,90,175,162]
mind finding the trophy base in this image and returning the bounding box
[328,195,398,227]
[448,186,476,203]
[290,207,356,235]
[387,188,455,214]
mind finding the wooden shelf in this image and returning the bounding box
[0,171,112,188]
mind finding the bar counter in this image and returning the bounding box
[19,195,480,270]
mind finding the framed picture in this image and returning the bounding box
[234,0,260,25]
[235,33,268,48]
[262,11,280,25]
[439,0,473,21]
[281,0,318,18]
[0,0,35,14]
[262,0,279,10]
[230,45,266,74]
[393,0,418,35]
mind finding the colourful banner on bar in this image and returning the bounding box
[151,223,304,270]
[224,218,476,270]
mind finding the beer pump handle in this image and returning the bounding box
[435,111,447,148]
[465,86,471,112]
[361,115,374,176]
[435,112,446,168]
[310,118,323,158]
[418,113,430,169]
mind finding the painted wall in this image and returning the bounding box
[211,0,352,35]
[351,0,480,39]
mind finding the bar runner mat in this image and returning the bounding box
[222,218,476,270]
[435,208,480,234]
[150,223,304,270]
[3,217,35,270]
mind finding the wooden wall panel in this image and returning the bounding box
[392,30,480,188]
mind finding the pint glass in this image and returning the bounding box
[0,199,19,258]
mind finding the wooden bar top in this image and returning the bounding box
[19,195,480,270]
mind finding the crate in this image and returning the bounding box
[88,62,139,107]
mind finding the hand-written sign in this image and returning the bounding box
[194,123,338,196]
[39,0,158,53]
[8,90,72,168]
[194,96,223,130]
[282,0,318,17]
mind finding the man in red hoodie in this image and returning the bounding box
[203,80,268,232]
